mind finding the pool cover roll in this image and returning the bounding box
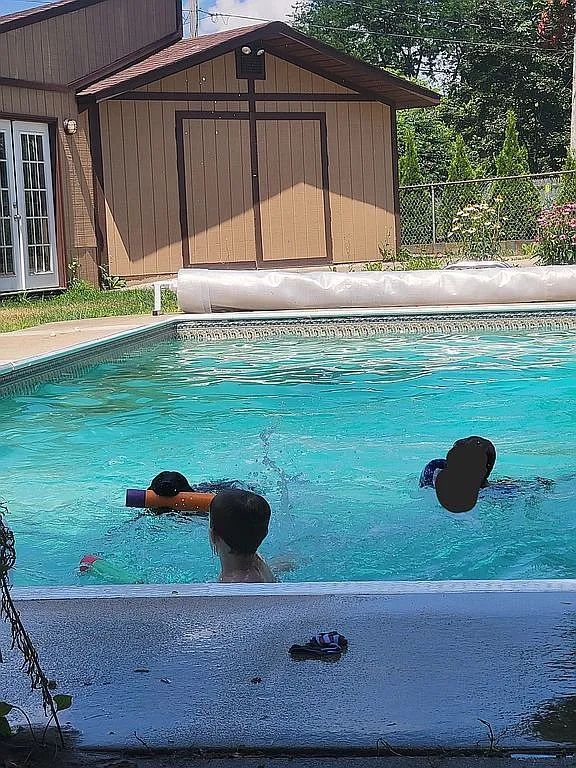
[176,266,576,313]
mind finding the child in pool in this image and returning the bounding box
[147,471,294,580]
[147,471,256,516]
[209,489,276,583]
[420,436,496,491]
[420,436,553,513]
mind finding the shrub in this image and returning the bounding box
[556,149,576,204]
[438,134,479,240]
[535,203,576,265]
[448,201,504,261]
[490,111,541,240]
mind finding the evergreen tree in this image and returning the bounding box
[438,134,479,240]
[397,106,456,183]
[399,128,424,185]
[399,129,432,244]
[556,149,576,204]
[490,111,541,240]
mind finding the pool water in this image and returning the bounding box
[2,328,576,587]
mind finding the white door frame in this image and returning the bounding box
[12,121,59,291]
[0,119,23,293]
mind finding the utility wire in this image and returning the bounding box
[196,8,571,56]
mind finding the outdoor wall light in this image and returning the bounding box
[63,119,78,135]
[241,45,252,54]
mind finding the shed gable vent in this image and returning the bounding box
[235,44,266,79]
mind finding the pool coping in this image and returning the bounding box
[11,578,576,602]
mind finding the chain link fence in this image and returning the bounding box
[399,170,576,249]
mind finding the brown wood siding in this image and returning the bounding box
[100,52,396,278]
[257,118,326,262]
[0,0,179,86]
[0,84,98,282]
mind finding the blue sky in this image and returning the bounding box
[0,0,293,35]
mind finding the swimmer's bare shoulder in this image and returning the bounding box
[219,555,277,584]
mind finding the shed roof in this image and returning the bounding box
[77,22,440,109]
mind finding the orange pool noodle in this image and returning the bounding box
[126,488,215,513]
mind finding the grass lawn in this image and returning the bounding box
[0,282,179,333]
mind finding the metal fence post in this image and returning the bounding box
[431,184,437,251]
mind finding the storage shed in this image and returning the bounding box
[0,0,439,292]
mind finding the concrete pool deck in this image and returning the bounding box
[5,582,576,755]
[0,315,179,366]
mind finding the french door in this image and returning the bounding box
[0,120,58,292]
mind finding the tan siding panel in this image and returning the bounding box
[148,103,173,273]
[258,119,326,261]
[182,117,255,264]
[348,102,367,260]
[255,55,356,95]
[104,101,130,275]
[133,101,157,274]
[120,100,143,274]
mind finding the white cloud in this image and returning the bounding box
[198,0,297,34]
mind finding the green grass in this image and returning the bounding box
[0,282,179,333]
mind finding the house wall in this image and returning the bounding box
[0,86,97,283]
[0,0,181,87]
[99,52,397,279]
[0,0,182,288]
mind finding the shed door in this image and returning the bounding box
[182,118,257,265]
[0,120,58,293]
[257,119,328,263]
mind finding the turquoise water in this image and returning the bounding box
[2,329,576,586]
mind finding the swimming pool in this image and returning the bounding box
[3,318,576,587]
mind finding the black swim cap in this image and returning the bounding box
[149,471,193,497]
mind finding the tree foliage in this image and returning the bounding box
[397,106,455,182]
[293,0,572,172]
[438,134,479,238]
[292,0,471,83]
[440,0,571,172]
[556,149,576,203]
[398,129,433,243]
[490,110,541,239]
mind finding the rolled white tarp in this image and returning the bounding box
[176,266,576,314]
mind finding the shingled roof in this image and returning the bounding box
[77,22,440,109]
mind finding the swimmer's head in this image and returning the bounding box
[452,436,496,486]
[210,490,271,556]
[435,438,494,513]
[148,471,193,514]
[149,471,193,497]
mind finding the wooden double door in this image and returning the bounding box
[178,112,332,267]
